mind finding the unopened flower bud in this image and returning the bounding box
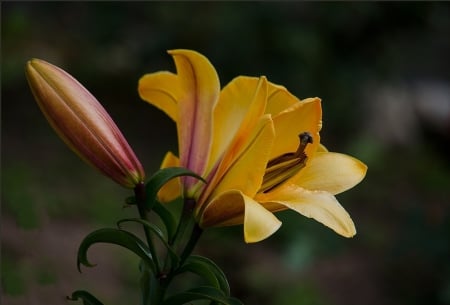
[26,59,145,188]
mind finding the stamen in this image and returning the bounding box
[260,132,313,193]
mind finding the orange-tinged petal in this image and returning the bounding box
[201,114,275,207]
[138,71,180,122]
[294,152,367,195]
[207,76,267,175]
[168,50,220,190]
[257,184,356,237]
[269,98,322,160]
[243,194,282,243]
[265,81,297,115]
[199,190,244,227]
[199,190,282,243]
[158,152,182,202]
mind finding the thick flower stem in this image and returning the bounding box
[171,198,203,266]
[135,182,168,304]
[170,198,196,246]
[134,182,161,276]
[179,223,203,265]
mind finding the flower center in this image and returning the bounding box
[259,132,313,193]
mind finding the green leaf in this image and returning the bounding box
[176,255,231,296]
[117,218,179,266]
[145,167,205,210]
[67,290,103,305]
[117,218,167,241]
[152,201,178,242]
[161,286,243,305]
[77,228,155,274]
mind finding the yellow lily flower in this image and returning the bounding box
[139,50,367,243]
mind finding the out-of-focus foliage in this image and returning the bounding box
[2,2,449,305]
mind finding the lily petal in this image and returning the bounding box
[243,194,282,243]
[202,114,275,206]
[200,190,245,228]
[257,184,356,237]
[266,81,297,115]
[168,50,220,185]
[295,152,368,195]
[269,98,322,160]
[157,151,182,202]
[140,50,220,192]
[138,71,180,122]
[200,190,282,243]
[208,76,267,175]
[317,143,329,152]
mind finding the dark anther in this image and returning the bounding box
[299,132,313,145]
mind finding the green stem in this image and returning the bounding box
[179,223,203,265]
[171,198,203,266]
[170,198,196,246]
[163,199,203,289]
[134,182,161,276]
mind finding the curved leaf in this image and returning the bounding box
[77,228,155,273]
[117,218,180,266]
[161,286,243,305]
[145,167,205,210]
[67,290,103,305]
[176,255,230,296]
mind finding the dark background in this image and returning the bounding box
[2,2,450,305]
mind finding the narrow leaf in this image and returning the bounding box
[177,255,230,296]
[67,290,103,305]
[152,201,178,242]
[117,218,180,266]
[145,167,205,210]
[77,228,155,274]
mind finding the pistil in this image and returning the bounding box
[260,132,313,193]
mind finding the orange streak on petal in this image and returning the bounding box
[168,50,220,190]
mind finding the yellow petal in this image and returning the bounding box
[168,50,220,188]
[199,190,245,227]
[243,194,282,243]
[269,98,322,160]
[201,114,275,207]
[265,81,297,115]
[257,184,356,237]
[157,151,181,202]
[317,143,328,152]
[207,76,267,176]
[138,71,180,122]
[139,50,220,191]
[295,152,367,195]
[199,190,282,243]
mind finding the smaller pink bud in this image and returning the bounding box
[26,59,145,188]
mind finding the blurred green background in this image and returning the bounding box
[2,2,450,305]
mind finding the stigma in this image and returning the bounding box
[260,132,313,193]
